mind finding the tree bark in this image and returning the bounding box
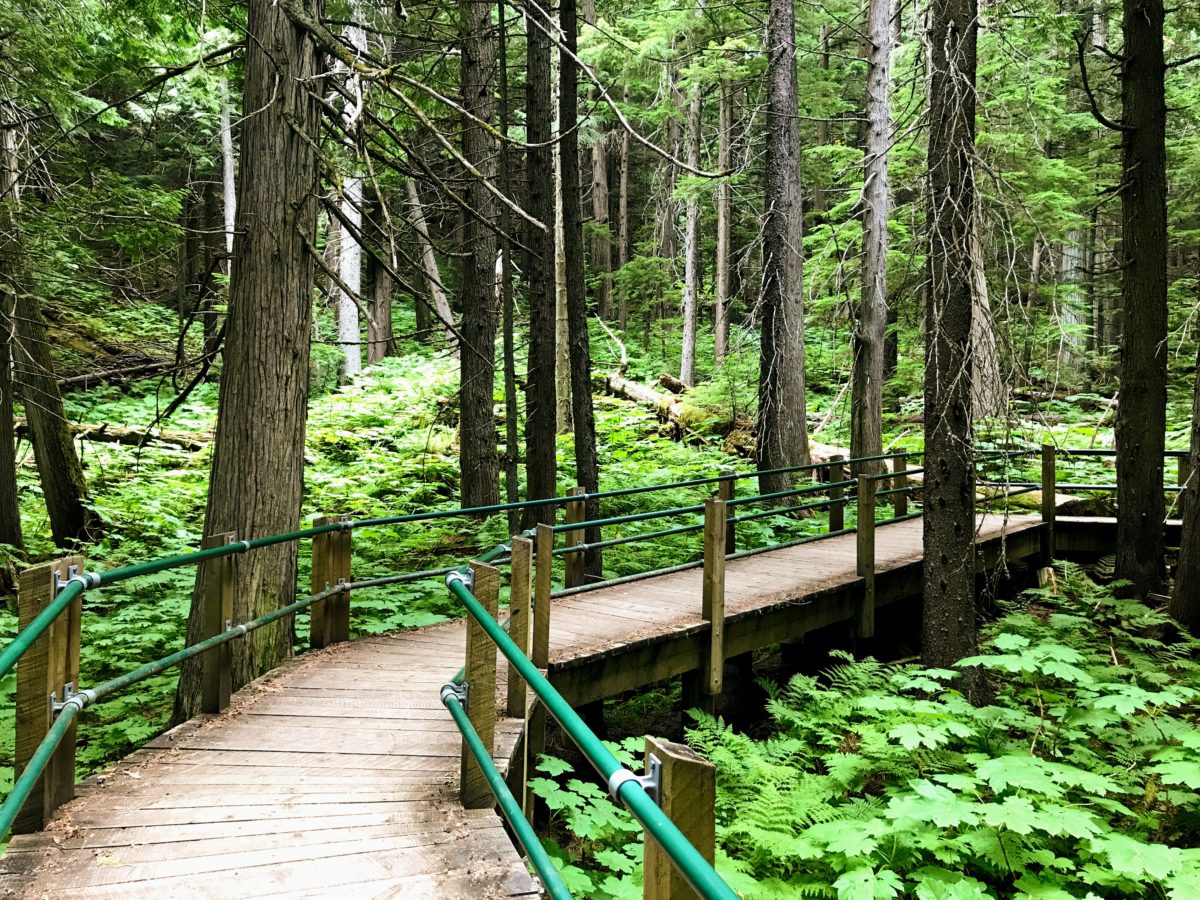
[812,23,831,215]
[655,62,681,263]
[1170,345,1200,633]
[921,0,982,691]
[174,0,324,722]
[0,105,24,551]
[757,0,811,495]
[616,110,630,331]
[336,10,367,381]
[364,189,396,363]
[714,77,732,365]
[498,0,520,531]
[1115,0,1167,598]
[561,0,601,577]
[404,177,456,352]
[679,49,702,388]
[850,0,892,475]
[459,0,500,509]
[553,62,573,434]
[220,80,237,263]
[524,0,558,524]
[970,205,1005,418]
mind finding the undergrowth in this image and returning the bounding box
[530,565,1200,898]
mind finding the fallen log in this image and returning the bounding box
[657,372,689,394]
[57,358,178,392]
[15,419,209,452]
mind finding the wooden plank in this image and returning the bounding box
[506,537,533,717]
[201,532,235,714]
[565,486,586,588]
[15,556,83,834]
[461,561,499,808]
[643,737,716,900]
[700,498,726,706]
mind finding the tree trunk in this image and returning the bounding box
[581,0,611,321]
[200,181,224,361]
[524,0,558,523]
[553,70,573,434]
[850,0,892,475]
[498,0,520,531]
[616,112,630,331]
[459,0,500,510]
[13,293,99,547]
[679,54,702,388]
[970,205,1005,419]
[336,12,367,381]
[220,81,237,263]
[404,177,457,353]
[364,190,396,363]
[812,24,831,215]
[0,114,22,551]
[757,0,811,495]
[1058,233,1088,380]
[1169,345,1200,633]
[1115,0,1167,598]
[714,77,732,365]
[174,0,324,722]
[561,0,601,577]
[655,62,681,263]
[921,0,982,691]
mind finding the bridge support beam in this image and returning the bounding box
[14,557,82,833]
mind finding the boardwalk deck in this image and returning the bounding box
[2,512,1044,898]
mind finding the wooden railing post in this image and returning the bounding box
[15,557,83,833]
[462,561,499,808]
[525,523,554,819]
[643,737,716,900]
[717,468,736,552]
[1178,454,1191,492]
[856,475,875,639]
[698,498,726,716]
[507,537,533,717]
[891,453,908,517]
[1041,444,1056,564]
[829,455,845,532]
[201,532,236,714]
[565,486,586,589]
[311,514,352,649]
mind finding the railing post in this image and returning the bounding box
[1178,454,1191,492]
[856,475,875,639]
[15,557,83,833]
[698,498,726,716]
[311,514,352,649]
[525,523,554,819]
[829,455,845,532]
[1041,444,1056,564]
[717,468,736,552]
[462,561,499,808]
[643,737,716,900]
[507,537,533,718]
[565,486,586,589]
[891,453,908,517]
[201,532,236,714]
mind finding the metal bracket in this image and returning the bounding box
[607,754,662,807]
[54,566,80,595]
[445,569,474,591]
[440,682,468,706]
[50,682,76,718]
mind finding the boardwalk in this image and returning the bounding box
[1,513,1043,898]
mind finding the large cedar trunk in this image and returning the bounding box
[561,0,601,576]
[1114,0,1167,598]
[850,0,892,474]
[459,0,500,509]
[756,0,811,495]
[174,0,324,722]
[524,0,558,524]
[921,0,982,689]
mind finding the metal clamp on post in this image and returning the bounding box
[50,682,76,718]
[55,565,99,593]
[607,753,662,807]
[440,682,468,706]
[445,569,474,591]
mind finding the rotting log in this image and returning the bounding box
[14,419,209,452]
